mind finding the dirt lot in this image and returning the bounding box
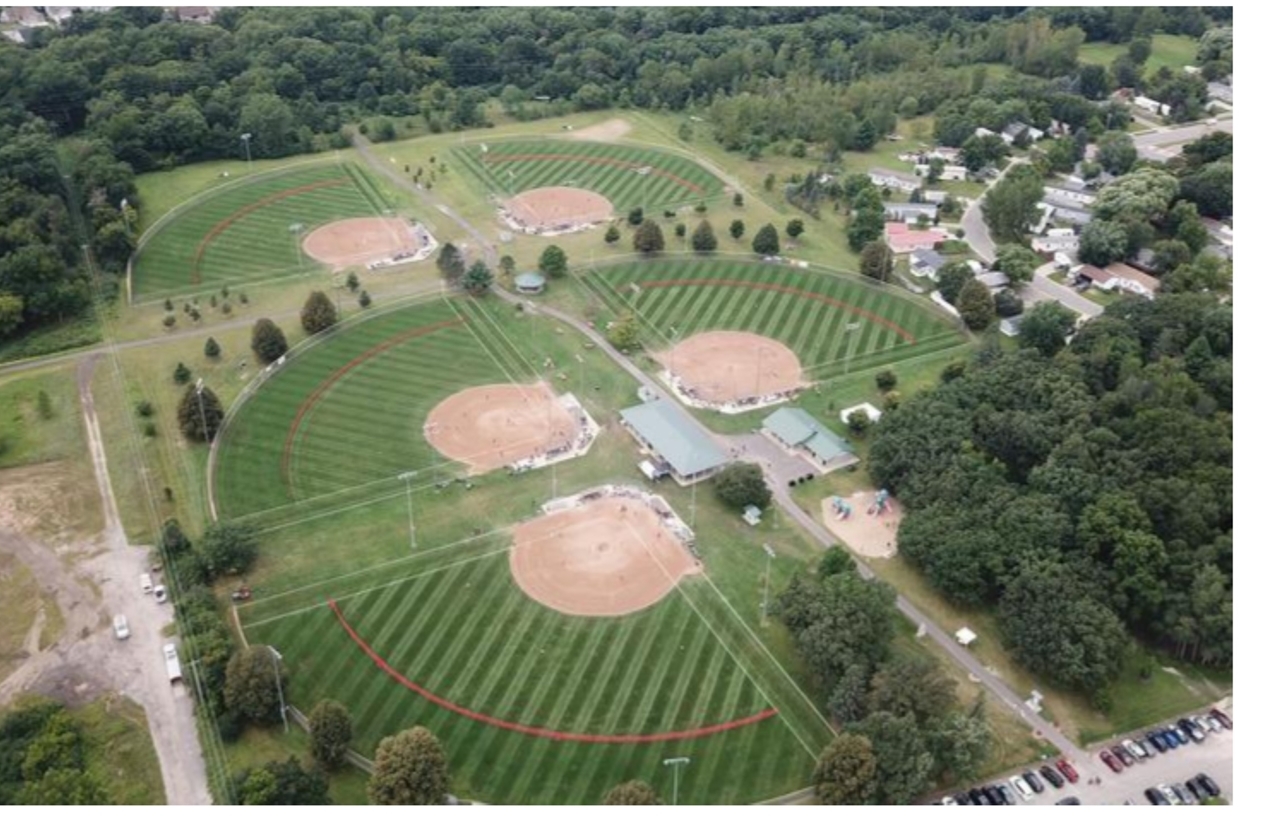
[510,496,700,616]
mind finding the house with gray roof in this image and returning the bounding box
[868,167,922,193]
[884,202,938,223]
[620,400,727,485]
[909,248,948,280]
[762,407,856,472]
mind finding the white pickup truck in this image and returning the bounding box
[163,643,182,684]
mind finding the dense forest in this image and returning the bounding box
[0,6,1232,343]
[869,293,1232,703]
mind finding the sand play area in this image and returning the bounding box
[822,491,902,559]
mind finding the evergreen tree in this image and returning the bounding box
[204,337,221,358]
[633,220,665,254]
[752,223,780,255]
[690,220,718,252]
[729,219,746,240]
[251,318,288,364]
[538,245,569,279]
[300,291,338,334]
[176,383,223,443]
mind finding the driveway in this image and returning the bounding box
[1026,262,1103,319]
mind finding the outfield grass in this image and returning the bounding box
[453,138,725,212]
[132,162,393,301]
[576,257,965,383]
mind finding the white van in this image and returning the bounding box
[113,614,130,640]
[140,573,153,594]
[163,643,182,683]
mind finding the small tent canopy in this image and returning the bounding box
[956,627,978,647]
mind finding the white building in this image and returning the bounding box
[916,163,968,181]
[868,167,922,193]
[1133,95,1171,116]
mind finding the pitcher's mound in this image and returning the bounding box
[425,383,577,475]
[302,217,420,266]
[660,331,805,404]
[510,496,700,616]
[505,187,613,231]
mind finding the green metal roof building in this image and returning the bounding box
[762,407,856,468]
[620,400,728,484]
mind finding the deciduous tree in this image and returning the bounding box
[538,245,568,279]
[956,279,995,330]
[223,645,285,724]
[814,733,877,805]
[308,700,353,770]
[1017,301,1077,356]
[602,780,661,805]
[712,462,771,510]
[858,240,894,282]
[368,727,451,805]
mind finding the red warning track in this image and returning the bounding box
[280,318,465,494]
[483,153,706,194]
[191,178,348,283]
[636,278,917,343]
[329,599,778,743]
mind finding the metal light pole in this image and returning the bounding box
[663,756,690,805]
[399,471,418,549]
[267,645,288,732]
[195,378,210,443]
[843,322,861,376]
[761,544,777,626]
[240,132,253,169]
[574,353,585,395]
[289,222,305,268]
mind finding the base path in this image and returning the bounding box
[425,382,577,474]
[302,217,419,266]
[510,496,700,616]
[659,331,805,404]
[822,492,902,559]
[504,187,612,231]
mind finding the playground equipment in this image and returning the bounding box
[868,488,891,516]
[831,497,853,521]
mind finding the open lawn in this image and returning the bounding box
[1077,34,1200,77]
[75,694,166,805]
[132,161,394,301]
[0,367,86,468]
[453,138,726,212]
[576,257,965,383]
[221,725,369,805]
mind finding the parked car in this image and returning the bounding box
[140,572,153,594]
[954,791,971,805]
[1210,707,1233,729]
[967,787,987,805]
[984,785,1005,805]
[941,795,958,805]
[1184,778,1208,802]
[1144,787,1169,806]
[1055,758,1079,783]
[1040,765,1065,789]
[1178,718,1206,743]
[1111,744,1135,766]
[1157,784,1179,805]
[1099,750,1123,773]
[1167,724,1190,746]
[163,642,182,683]
[154,584,168,604]
[996,783,1017,805]
[1138,737,1158,756]
[1056,797,1080,805]
[1147,731,1169,752]
[1023,771,1046,794]
[1123,738,1147,759]
[1172,783,1195,805]
[112,614,130,640]
[1199,714,1221,733]
[1196,773,1221,798]
[1010,776,1034,801]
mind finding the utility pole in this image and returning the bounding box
[195,378,209,443]
[761,544,777,626]
[399,471,418,549]
[240,132,253,169]
[663,756,690,805]
[267,645,288,733]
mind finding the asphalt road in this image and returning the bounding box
[1132,117,1233,149]
[960,158,1026,264]
[1026,262,1103,318]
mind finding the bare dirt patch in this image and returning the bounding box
[567,118,633,142]
[504,186,613,231]
[510,496,700,616]
[0,460,104,549]
[822,491,902,559]
[302,216,419,267]
[659,330,806,404]
[425,383,577,474]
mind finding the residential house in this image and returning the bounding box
[915,163,968,181]
[1104,262,1160,299]
[1074,264,1115,289]
[1043,176,1096,208]
[922,190,949,204]
[999,315,1025,337]
[884,202,938,223]
[1051,205,1093,227]
[1031,228,1080,253]
[976,271,1009,291]
[1133,95,1171,117]
[0,7,47,25]
[974,126,998,139]
[1001,121,1044,144]
[1207,81,1233,105]
[868,167,922,193]
[885,222,947,254]
[174,6,215,24]
[909,248,948,280]
[1201,217,1233,259]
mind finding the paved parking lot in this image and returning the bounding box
[953,718,1232,806]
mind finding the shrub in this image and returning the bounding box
[874,370,897,391]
